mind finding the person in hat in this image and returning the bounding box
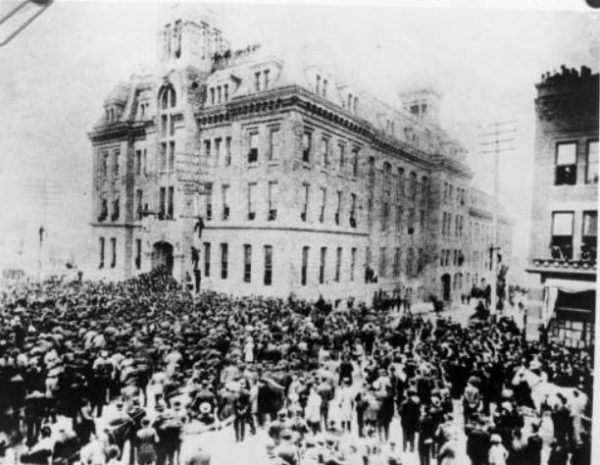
[524,422,543,465]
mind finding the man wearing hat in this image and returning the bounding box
[399,391,420,453]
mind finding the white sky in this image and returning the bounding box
[0,0,598,269]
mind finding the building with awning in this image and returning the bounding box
[527,65,598,349]
[540,277,595,348]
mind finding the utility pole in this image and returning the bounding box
[479,121,516,320]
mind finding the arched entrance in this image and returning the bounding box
[152,241,174,274]
[441,273,451,301]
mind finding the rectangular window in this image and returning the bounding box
[161,115,168,137]
[408,208,415,233]
[302,132,311,163]
[319,247,327,284]
[582,211,597,259]
[301,246,309,286]
[393,247,400,277]
[214,138,221,165]
[159,187,166,219]
[350,247,357,282]
[338,143,345,171]
[168,142,175,171]
[248,132,259,163]
[225,136,232,166]
[335,190,342,225]
[224,84,229,102]
[133,190,143,220]
[220,243,228,279]
[320,138,329,167]
[167,186,174,219]
[135,150,142,176]
[222,185,230,220]
[586,140,598,184]
[135,239,141,270]
[335,247,342,282]
[551,211,574,259]
[210,88,215,105]
[204,139,211,158]
[99,237,105,269]
[397,168,405,200]
[555,142,577,185]
[268,181,278,221]
[269,128,279,161]
[350,193,357,228]
[248,183,257,220]
[169,116,175,136]
[264,245,273,286]
[352,148,359,177]
[381,202,389,231]
[391,207,400,234]
[143,149,147,176]
[217,86,222,104]
[410,172,417,200]
[322,78,328,97]
[319,188,326,223]
[379,247,387,278]
[301,183,309,222]
[204,242,211,277]
[160,143,167,171]
[243,244,252,283]
[110,238,116,268]
[205,183,213,220]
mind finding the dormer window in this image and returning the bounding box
[210,88,215,105]
[322,79,327,97]
[217,86,222,104]
[224,84,229,102]
[264,70,270,90]
[316,75,321,95]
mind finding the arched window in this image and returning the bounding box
[159,85,176,110]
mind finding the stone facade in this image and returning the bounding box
[88,5,511,304]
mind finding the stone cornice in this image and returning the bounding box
[195,85,470,174]
[88,121,150,145]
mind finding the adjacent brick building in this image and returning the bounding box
[89,5,512,304]
[527,65,598,348]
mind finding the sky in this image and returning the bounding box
[0,0,598,274]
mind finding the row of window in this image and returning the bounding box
[381,163,427,203]
[440,249,465,267]
[550,210,597,260]
[203,136,234,166]
[97,197,119,223]
[554,140,598,186]
[254,69,271,92]
[98,237,117,269]
[443,182,466,205]
[203,243,274,286]
[441,212,464,238]
[209,84,230,106]
[301,131,360,176]
[99,150,120,179]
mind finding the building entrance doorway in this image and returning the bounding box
[152,241,174,274]
[441,273,451,301]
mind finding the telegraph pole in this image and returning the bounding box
[479,121,516,320]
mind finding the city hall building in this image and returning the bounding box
[527,66,598,348]
[89,5,512,303]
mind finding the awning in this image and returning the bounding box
[544,278,596,293]
[542,278,596,326]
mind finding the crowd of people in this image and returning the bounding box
[0,268,594,465]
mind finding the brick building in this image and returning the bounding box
[89,5,511,304]
[527,65,598,348]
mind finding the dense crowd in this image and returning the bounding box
[0,269,594,465]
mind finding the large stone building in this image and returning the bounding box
[527,65,598,348]
[89,5,511,304]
